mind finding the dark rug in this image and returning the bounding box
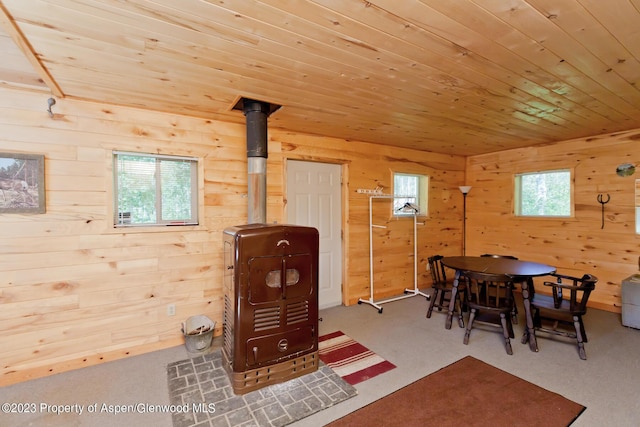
[167,349,357,427]
[326,356,585,427]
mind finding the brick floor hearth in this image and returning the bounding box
[167,350,357,427]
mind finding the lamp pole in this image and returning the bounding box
[459,186,472,256]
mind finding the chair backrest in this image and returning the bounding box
[463,270,515,310]
[543,273,598,314]
[480,253,519,260]
[428,255,447,286]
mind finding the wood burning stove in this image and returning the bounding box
[222,223,319,394]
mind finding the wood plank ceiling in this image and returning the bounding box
[1,0,640,156]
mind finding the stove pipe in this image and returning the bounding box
[242,99,271,224]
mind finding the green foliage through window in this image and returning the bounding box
[114,152,198,226]
[514,170,571,217]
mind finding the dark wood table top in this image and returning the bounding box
[441,256,556,278]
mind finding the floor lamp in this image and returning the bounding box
[459,186,472,256]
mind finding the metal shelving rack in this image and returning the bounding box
[358,194,430,313]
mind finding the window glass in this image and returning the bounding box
[635,179,640,234]
[393,172,428,216]
[114,152,198,226]
[514,170,571,217]
[265,269,300,288]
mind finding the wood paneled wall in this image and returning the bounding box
[466,130,640,312]
[0,87,465,385]
[3,84,634,386]
[276,131,466,305]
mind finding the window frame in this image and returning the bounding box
[392,171,429,217]
[513,168,573,218]
[113,151,199,227]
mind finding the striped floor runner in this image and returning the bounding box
[318,331,396,385]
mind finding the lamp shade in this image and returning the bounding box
[459,186,472,194]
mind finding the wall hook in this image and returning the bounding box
[47,97,56,117]
[597,193,610,229]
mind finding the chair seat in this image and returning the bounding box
[481,254,520,324]
[531,295,583,339]
[462,271,516,355]
[426,255,466,328]
[465,305,515,339]
[530,294,582,322]
[428,280,467,314]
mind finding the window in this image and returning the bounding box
[514,169,571,217]
[636,179,640,234]
[393,172,428,216]
[113,151,198,226]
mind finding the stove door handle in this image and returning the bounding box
[281,258,287,299]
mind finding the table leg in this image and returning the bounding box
[445,269,461,329]
[520,277,539,352]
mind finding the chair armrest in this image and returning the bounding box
[542,281,580,290]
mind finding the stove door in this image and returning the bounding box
[245,326,315,367]
[248,253,313,303]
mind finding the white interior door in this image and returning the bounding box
[287,160,342,309]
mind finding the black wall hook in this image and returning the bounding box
[597,193,610,229]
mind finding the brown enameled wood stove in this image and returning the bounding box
[222,223,319,394]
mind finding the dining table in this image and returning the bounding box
[441,255,556,352]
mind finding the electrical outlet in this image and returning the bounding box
[167,303,176,316]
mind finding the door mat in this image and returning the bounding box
[326,355,585,426]
[167,349,357,427]
[318,331,396,385]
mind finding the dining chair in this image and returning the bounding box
[426,255,465,328]
[480,254,520,324]
[529,273,598,360]
[462,270,516,355]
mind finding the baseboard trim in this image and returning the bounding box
[0,336,186,387]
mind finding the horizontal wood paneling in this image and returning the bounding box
[277,131,465,304]
[0,86,236,385]
[2,82,633,387]
[467,129,640,312]
[0,86,464,385]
